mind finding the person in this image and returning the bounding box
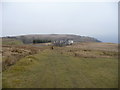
[51,46,54,50]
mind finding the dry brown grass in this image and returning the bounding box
[2,45,47,71]
[2,42,118,71]
[54,42,118,58]
[70,42,118,52]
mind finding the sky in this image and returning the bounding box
[1,1,118,43]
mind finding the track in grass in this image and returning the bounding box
[3,49,118,88]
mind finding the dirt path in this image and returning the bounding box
[3,49,118,88]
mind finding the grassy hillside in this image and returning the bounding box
[4,34,101,44]
[2,42,118,88]
[2,38,23,45]
[2,45,49,71]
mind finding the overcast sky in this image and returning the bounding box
[1,2,118,43]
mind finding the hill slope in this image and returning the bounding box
[3,34,101,44]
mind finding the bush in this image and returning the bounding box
[33,39,51,44]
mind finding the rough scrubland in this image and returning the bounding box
[2,42,118,88]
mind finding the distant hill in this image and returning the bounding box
[2,34,101,44]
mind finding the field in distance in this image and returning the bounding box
[2,42,118,88]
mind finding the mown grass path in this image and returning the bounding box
[3,49,118,88]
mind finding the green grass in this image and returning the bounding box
[2,49,118,88]
[2,38,23,45]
